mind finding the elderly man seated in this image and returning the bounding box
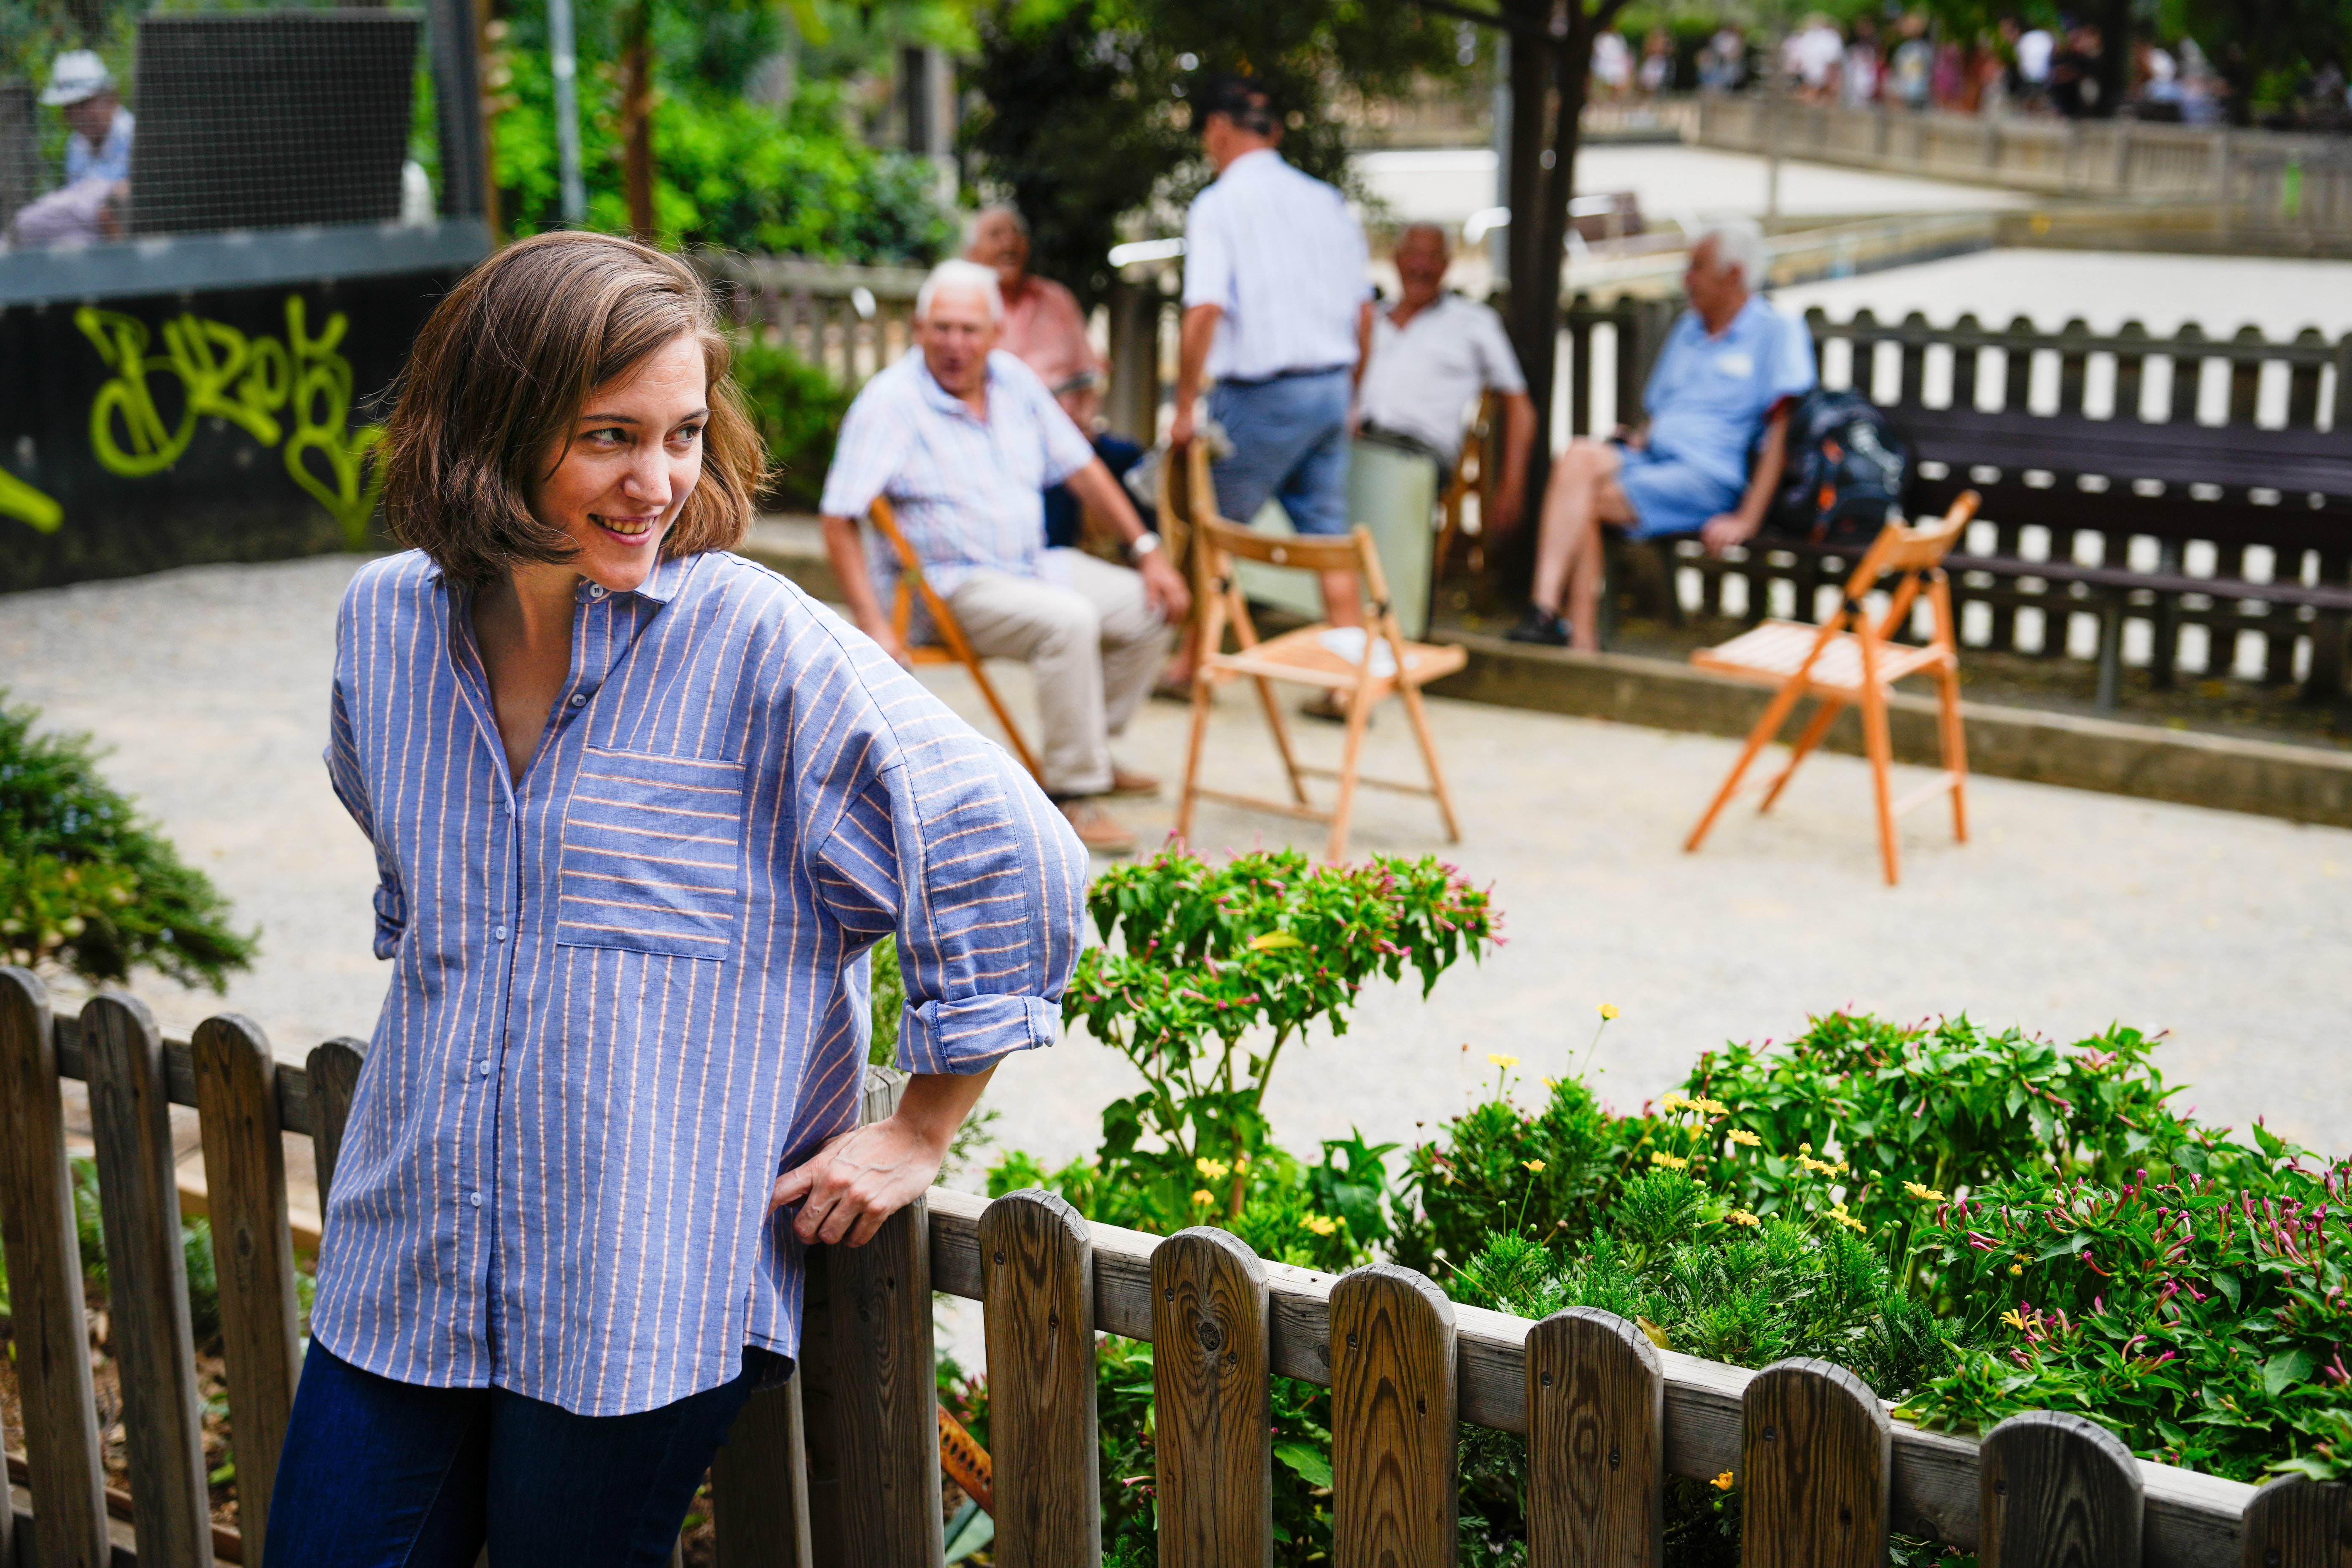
[8,51,134,249]
[819,258,1191,855]
[1510,218,1816,649]
[1357,221,1537,533]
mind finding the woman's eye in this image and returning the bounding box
[672,424,704,445]
[585,427,627,447]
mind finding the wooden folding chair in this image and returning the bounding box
[1434,390,1500,579]
[1684,493,1981,885]
[1176,510,1468,862]
[867,497,1045,785]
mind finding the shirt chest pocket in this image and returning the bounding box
[556,748,747,962]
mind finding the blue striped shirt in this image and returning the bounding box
[1182,149,1370,382]
[817,348,1097,597]
[314,546,1087,1416]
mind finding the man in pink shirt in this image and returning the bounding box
[966,206,1154,553]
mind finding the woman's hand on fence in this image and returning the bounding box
[769,1065,998,1246]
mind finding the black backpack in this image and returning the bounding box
[1763,389,1911,548]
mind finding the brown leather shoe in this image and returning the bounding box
[1059,797,1139,855]
[1107,766,1161,798]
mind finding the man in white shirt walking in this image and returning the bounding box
[1171,74,1373,653]
[1357,222,1536,539]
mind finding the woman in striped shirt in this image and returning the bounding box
[265,231,1088,1566]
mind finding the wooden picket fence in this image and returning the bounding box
[8,966,2352,1565]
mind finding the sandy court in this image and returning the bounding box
[3,551,2348,1174]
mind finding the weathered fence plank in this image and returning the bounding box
[1526,1306,1664,1568]
[0,969,111,1568]
[194,1013,304,1562]
[302,1037,366,1204]
[1154,1226,1273,1568]
[1739,1357,1890,1568]
[1331,1263,1457,1568]
[1979,1410,2143,1568]
[81,991,215,1567]
[982,1189,1100,1568]
[2239,1474,2352,1567]
[711,1375,814,1568]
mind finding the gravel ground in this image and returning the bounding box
[4,552,2349,1172]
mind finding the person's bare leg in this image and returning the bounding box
[1319,568,1362,629]
[1530,440,1635,652]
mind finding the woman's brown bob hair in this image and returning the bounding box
[380,230,766,586]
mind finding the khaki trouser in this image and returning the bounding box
[947,550,1172,797]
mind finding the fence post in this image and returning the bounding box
[303,1037,367,1204]
[981,1188,1099,1568]
[81,991,216,1567]
[1978,1410,2142,1567]
[711,1370,814,1567]
[2240,1474,2352,1566]
[1153,1226,1272,1568]
[799,1070,939,1567]
[0,969,111,1568]
[1525,1305,1662,1568]
[194,1012,305,1563]
[1331,1263,1457,1568]
[1738,1357,1888,1568]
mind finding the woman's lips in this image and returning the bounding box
[592,514,660,544]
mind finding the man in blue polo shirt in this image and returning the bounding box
[1511,218,1815,648]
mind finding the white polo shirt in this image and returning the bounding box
[1357,293,1527,465]
[1182,149,1370,383]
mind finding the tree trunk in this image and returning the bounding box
[620,0,656,240]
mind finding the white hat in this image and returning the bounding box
[41,50,113,107]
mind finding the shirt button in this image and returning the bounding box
[588,584,607,599]
[494,924,508,941]
[469,1191,483,1209]
[478,1058,493,1076]
[569,693,587,707]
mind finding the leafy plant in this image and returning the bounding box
[0,693,256,990]
[730,332,851,514]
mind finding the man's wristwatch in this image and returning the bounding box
[1127,532,1163,564]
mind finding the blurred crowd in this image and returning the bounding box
[1589,11,2352,130]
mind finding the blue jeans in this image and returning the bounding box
[1207,368,1353,537]
[1043,432,1152,550]
[265,1340,778,1567]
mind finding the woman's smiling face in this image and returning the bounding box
[531,331,709,593]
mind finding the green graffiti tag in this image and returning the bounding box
[0,464,62,532]
[77,295,387,545]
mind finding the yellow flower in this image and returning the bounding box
[1903,1180,1946,1203]
[1659,1091,1690,1113]
[1302,1214,1339,1237]
[1524,1159,1546,1173]
[1190,1188,1216,1206]
[1726,1128,1762,1148]
[1487,1053,1521,1069]
[2000,1308,2026,1331]
[1798,1142,1813,1155]
[1725,1209,1761,1227]
[1692,1096,1730,1117]
[2009,1263,2024,1275]
[1650,1151,1690,1170]
[1796,1154,1850,1178]
[1827,1202,1866,1233]
[1196,1156,1232,1180]
[1599,1003,1621,1020]
[1711,1470,1735,1492]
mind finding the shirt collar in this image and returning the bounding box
[913,350,1001,419]
[1220,147,1282,182]
[424,548,691,604]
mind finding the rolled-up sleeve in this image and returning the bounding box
[810,685,1088,1074]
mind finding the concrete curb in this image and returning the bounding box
[735,536,2352,829]
[1432,631,2352,829]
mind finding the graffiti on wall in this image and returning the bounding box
[73,294,388,545]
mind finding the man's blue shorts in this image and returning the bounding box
[1614,442,1744,541]
[1208,368,1353,537]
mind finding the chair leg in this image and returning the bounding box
[1325,680,1376,861]
[1177,674,1217,847]
[1937,667,1970,843]
[1759,696,1845,815]
[1860,685,1901,885]
[963,657,1046,785]
[1395,676,1462,843]
[1253,676,1311,806]
[1686,677,1811,854]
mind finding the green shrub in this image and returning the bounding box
[0,693,256,990]
[730,334,851,514]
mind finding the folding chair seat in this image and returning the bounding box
[866,497,1045,785]
[1176,509,1467,862]
[1684,493,1980,885]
